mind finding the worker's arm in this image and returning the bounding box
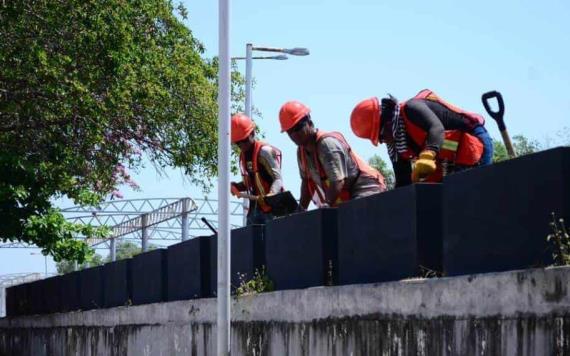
[324,178,345,206]
[299,178,311,210]
[318,137,350,206]
[258,146,284,195]
[404,99,445,152]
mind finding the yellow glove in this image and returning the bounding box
[413,150,437,181]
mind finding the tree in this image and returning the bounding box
[0,1,242,262]
[493,135,542,163]
[368,155,395,190]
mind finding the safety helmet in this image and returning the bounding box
[231,113,256,143]
[350,97,381,146]
[279,101,311,132]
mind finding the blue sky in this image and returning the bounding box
[2,0,569,275]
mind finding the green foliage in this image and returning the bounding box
[368,155,395,190]
[235,267,274,297]
[0,1,244,262]
[492,135,542,163]
[547,213,570,266]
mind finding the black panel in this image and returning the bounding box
[103,259,132,308]
[209,225,265,296]
[444,147,569,276]
[79,266,105,311]
[6,283,30,317]
[265,209,338,291]
[167,235,212,301]
[59,271,81,312]
[337,184,443,285]
[27,278,48,315]
[130,249,168,305]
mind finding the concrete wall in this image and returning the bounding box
[1,266,569,355]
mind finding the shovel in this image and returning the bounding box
[481,90,516,158]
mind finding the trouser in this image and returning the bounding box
[471,125,494,165]
[246,207,274,225]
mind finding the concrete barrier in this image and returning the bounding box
[444,147,569,276]
[337,183,442,285]
[167,235,212,301]
[265,208,338,290]
[1,267,568,355]
[209,225,265,295]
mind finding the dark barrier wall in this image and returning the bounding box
[444,147,569,275]
[130,249,168,305]
[209,225,265,295]
[6,283,29,317]
[5,148,568,316]
[103,259,132,308]
[59,271,80,312]
[79,266,105,311]
[265,209,338,290]
[167,235,212,301]
[337,184,442,285]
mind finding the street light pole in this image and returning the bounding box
[217,0,231,354]
[245,43,253,119]
[240,43,309,226]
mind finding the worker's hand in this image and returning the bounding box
[413,150,437,181]
[256,195,266,206]
[230,182,241,196]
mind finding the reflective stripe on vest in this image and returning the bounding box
[239,141,282,213]
[299,131,385,207]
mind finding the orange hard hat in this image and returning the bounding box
[231,113,255,143]
[279,101,311,132]
[350,97,381,146]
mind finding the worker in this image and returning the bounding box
[279,101,386,210]
[230,113,284,225]
[350,89,493,187]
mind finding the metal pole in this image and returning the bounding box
[44,256,47,277]
[245,43,253,118]
[241,43,253,227]
[181,198,189,241]
[218,0,231,354]
[141,214,149,252]
[110,238,116,262]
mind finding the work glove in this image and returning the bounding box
[413,150,437,181]
[230,182,241,196]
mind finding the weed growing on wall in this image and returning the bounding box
[236,267,274,297]
[547,212,570,266]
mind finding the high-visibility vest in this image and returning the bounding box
[399,89,485,181]
[299,131,385,207]
[239,141,282,213]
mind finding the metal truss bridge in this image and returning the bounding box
[0,197,244,260]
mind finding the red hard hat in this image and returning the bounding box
[350,97,381,146]
[231,113,255,143]
[279,101,311,132]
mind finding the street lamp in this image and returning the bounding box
[29,252,48,277]
[235,44,310,225]
[244,43,310,118]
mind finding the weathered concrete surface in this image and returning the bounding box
[1,267,569,355]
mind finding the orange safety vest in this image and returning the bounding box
[239,141,282,213]
[399,89,485,182]
[299,131,385,207]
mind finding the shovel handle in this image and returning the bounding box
[482,91,506,131]
[501,129,516,159]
